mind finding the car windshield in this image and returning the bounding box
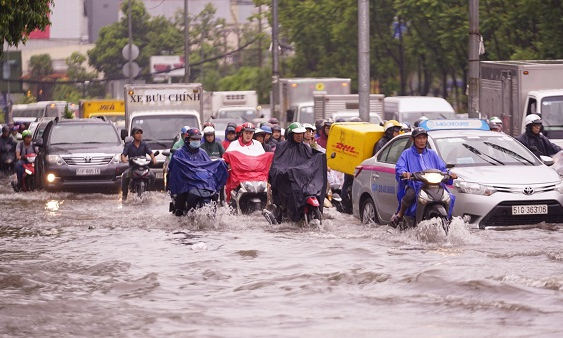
[50,124,120,145]
[400,111,456,125]
[433,134,540,167]
[132,115,199,141]
[217,109,257,121]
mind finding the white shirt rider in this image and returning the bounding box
[225,127,265,156]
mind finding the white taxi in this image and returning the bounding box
[351,119,563,229]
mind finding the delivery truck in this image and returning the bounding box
[480,60,563,141]
[203,90,260,122]
[313,94,385,124]
[275,78,352,125]
[123,83,203,188]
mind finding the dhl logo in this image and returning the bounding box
[334,142,358,154]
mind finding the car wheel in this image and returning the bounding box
[360,197,377,224]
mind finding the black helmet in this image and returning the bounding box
[131,126,143,135]
[411,127,428,138]
[186,128,202,140]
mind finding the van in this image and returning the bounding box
[383,96,456,125]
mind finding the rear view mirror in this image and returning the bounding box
[286,109,295,122]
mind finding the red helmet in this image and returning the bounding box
[235,125,243,134]
[241,122,255,132]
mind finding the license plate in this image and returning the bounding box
[155,172,163,179]
[76,168,100,175]
[512,204,548,215]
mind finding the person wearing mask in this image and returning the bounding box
[373,120,402,155]
[201,126,225,159]
[170,125,191,159]
[517,114,562,157]
[390,127,457,227]
[222,123,238,150]
[253,128,273,152]
[225,122,265,155]
[261,124,278,151]
[12,130,36,191]
[121,126,157,199]
[316,118,334,149]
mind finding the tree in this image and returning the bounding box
[0,0,53,59]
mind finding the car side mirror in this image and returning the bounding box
[35,138,44,147]
[540,155,554,166]
[162,149,171,157]
[120,128,128,140]
[286,109,295,122]
[124,136,133,143]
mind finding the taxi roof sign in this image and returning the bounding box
[419,119,490,131]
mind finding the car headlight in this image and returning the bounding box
[454,180,496,196]
[111,154,121,164]
[47,155,65,165]
[555,180,563,194]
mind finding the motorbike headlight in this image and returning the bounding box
[555,180,563,194]
[454,180,496,196]
[47,155,65,165]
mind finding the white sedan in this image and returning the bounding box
[352,119,563,229]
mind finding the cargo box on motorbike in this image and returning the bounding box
[326,122,384,175]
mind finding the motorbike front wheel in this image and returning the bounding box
[304,206,322,227]
[136,181,145,198]
[24,175,36,192]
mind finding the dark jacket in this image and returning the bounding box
[201,140,225,159]
[516,128,562,157]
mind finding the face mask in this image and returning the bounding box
[189,140,201,148]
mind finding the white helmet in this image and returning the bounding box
[202,126,215,135]
[524,114,542,126]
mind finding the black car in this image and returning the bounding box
[35,117,128,192]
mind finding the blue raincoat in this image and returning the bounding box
[168,145,228,196]
[395,146,455,218]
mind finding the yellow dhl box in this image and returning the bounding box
[326,122,385,175]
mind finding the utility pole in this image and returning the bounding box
[358,0,370,122]
[271,0,280,123]
[468,0,480,118]
[184,0,190,83]
[128,0,133,84]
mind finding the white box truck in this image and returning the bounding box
[480,60,563,141]
[383,96,456,126]
[123,83,203,186]
[276,77,352,125]
[313,94,385,125]
[202,90,260,122]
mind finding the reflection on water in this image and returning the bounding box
[0,176,563,337]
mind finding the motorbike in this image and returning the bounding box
[11,153,37,192]
[0,144,16,176]
[263,194,323,226]
[229,181,268,215]
[127,150,159,199]
[169,188,219,216]
[398,169,454,235]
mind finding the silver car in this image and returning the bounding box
[352,120,563,229]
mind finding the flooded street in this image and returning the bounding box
[1,176,563,337]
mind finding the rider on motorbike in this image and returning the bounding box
[0,125,16,171]
[225,122,265,155]
[168,128,228,216]
[267,122,327,223]
[13,130,36,191]
[201,126,225,159]
[390,127,457,227]
[121,126,157,199]
[373,120,402,155]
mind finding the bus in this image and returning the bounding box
[11,101,78,124]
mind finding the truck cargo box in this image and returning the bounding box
[326,122,384,175]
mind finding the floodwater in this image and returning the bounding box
[1,176,563,338]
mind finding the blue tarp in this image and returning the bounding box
[168,148,228,196]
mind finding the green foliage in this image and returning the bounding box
[0,0,53,59]
[63,104,75,119]
[29,54,53,78]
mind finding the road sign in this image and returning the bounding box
[122,62,140,77]
[122,44,139,60]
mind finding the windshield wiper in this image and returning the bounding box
[483,141,534,165]
[461,143,504,165]
[143,139,170,148]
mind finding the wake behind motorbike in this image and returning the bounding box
[127,150,159,198]
[11,153,37,192]
[398,169,454,235]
